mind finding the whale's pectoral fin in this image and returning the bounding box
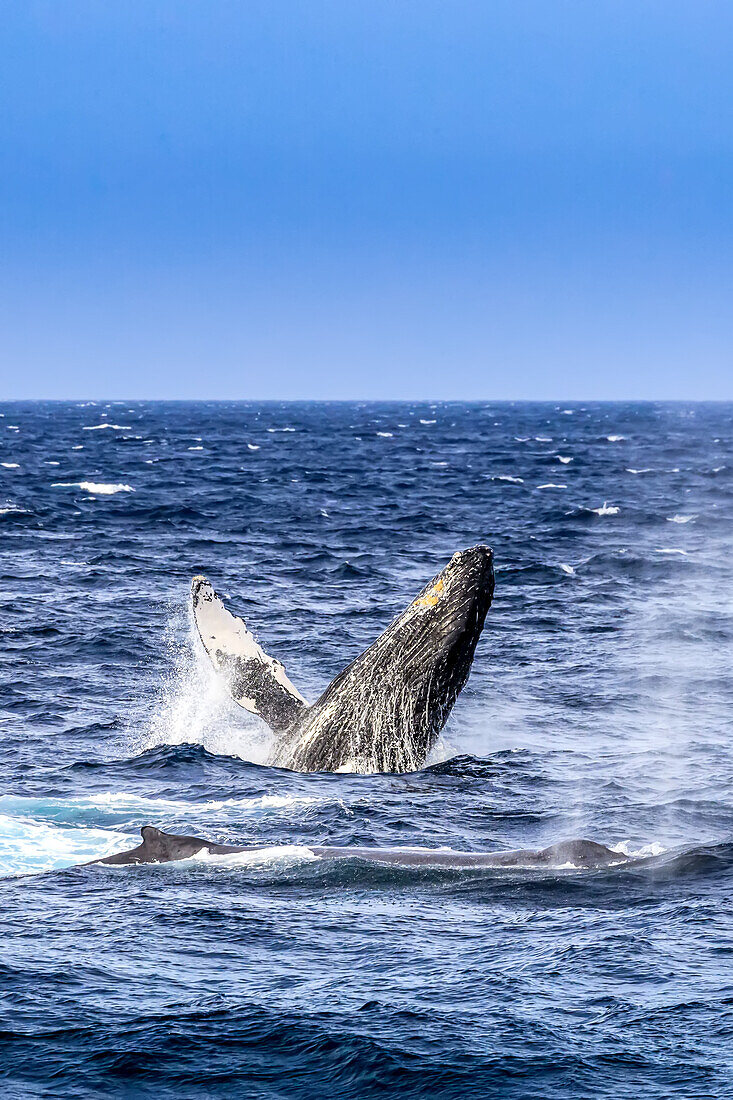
[191,576,308,733]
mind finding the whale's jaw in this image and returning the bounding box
[273,546,495,773]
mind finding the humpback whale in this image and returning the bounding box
[94,827,630,871]
[191,545,494,773]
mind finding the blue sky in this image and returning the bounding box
[1,1,731,399]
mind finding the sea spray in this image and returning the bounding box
[140,597,274,763]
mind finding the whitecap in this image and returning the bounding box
[626,468,652,474]
[537,483,566,489]
[606,435,625,442]
[267,427,296,432]
[557,456,573,464]
[247,444,260,451]
[45,460,60,466]
[71,445,84,450]
[611,840,666,859]
[188,446,204,451]
[82,423,132,431]
[52,481,134,495]
[420,419,436,425]
[655,548,688,555]
[535,436,552,442]
[592,502,619,516]
[492,475,524,484]
[667,514,695,524]
[1,462,19,469]
[377,431,393,438]
[559,563,575,575]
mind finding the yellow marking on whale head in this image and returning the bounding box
[415,578,445,609]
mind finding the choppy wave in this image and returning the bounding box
[1,399,732,1098]
[0,791,328,826]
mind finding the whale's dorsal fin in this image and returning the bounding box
[95,826,241,865]
[191,576,308,733]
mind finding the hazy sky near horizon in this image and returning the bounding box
[1,1,732,400]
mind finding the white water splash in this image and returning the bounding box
[0,814,133,877]
[191,844,319,869]
[141,603,274,763]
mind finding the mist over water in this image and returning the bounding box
[0,400,732,1098]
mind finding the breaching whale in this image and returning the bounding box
[93,826,630,871]
[191,545,495,774]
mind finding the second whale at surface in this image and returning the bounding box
[94,827,632,871]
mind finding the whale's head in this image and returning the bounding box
[413,545,494,615]
[400,544,495,682]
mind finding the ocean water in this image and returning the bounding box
[0,400,732,1099]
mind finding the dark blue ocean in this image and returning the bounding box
[1,401,732,1099]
